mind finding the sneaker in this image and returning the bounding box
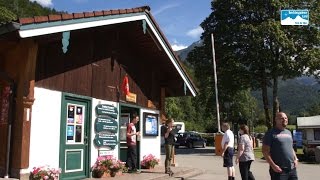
[129,169,141,174]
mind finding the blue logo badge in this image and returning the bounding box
[281,10,309,26]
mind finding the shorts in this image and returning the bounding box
[223,147,234,167]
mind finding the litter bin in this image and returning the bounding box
[215,133,224,156]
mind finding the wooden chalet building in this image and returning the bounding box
[0,6,197,180]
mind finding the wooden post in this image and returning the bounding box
[160,87,166,123]
[4,39,38,178]
[171,146,177,167]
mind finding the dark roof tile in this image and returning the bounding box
[73,13,84,19]
[48,14,61,22]
[19,6,150,25]
[111,10,120,15]
[119,9,127,14]
[34,16,49,23]
[61,14,73,20]
[103,10,112,16]
[84,12,94,18]
[19,17,34,25]
[94,11,104,17]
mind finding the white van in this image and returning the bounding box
[161,122,185,146]
[297,115,320,156]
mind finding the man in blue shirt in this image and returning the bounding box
[262,112,299,180]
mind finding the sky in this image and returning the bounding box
[30,0,212,50]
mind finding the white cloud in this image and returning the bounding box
[186,26,204,39]
[171,40,187,51]
[153,3,179,16]
[30,0,53,7]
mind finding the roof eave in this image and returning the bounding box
[0,22,20,36]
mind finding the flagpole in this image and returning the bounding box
[211,34,221,133]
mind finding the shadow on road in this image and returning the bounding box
[161,146,215,155]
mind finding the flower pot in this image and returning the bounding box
[92,170,104,178]
[110,171,117,177]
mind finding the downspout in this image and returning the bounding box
[4,82,15,179]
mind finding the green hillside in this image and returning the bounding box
[252,78,320,117]
[0,0,60,23]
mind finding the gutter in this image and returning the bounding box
[0,71,16,179]
[0,22,20,36]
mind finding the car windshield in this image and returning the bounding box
[178,133,188,138]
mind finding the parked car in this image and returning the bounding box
[175,132,206,148]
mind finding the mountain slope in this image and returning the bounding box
[178,40,320,116]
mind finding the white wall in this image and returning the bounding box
[29,88,62,170]
[139,108,161,163]
[90,98,119,167]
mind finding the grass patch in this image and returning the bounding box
[254,148,304,160]
[254,147,263,159]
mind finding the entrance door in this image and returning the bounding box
[59,94,91,180]
[119,105,140,169]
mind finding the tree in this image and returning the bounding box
[200,0,319,129]
[0,0,61,23]
[0,6,17,22]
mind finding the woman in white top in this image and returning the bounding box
[236,125,255,180]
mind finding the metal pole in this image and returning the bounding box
[211,34,221,132]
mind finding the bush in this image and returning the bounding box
[254,125,268,133]
[201,134,214,146]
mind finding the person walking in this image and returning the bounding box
[262,112,299,180]
[236,125,255,180]
[126,113,140,173]
[221,122,235,180]
[164,118,176,176]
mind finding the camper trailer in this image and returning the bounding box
[297,115,320,156]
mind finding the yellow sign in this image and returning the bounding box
[126,93,137,103]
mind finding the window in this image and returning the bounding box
[314,129,320,140]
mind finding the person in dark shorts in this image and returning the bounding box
[221,122,235,180]
[262,112,299,180]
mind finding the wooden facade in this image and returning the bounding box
[35,22,164,108]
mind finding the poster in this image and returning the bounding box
[76,106,82,115]
[68,105,75,118]
[144,115,158,136]
[67,118,74,123]
[76,115,83,124]
[67,125,74,140]
[75,125,82,142]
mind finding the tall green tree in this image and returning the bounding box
[0,6,16,22]
[0,0,60,23]
[200,0,319,129]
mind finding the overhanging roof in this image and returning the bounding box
[297,115,320,128]
[11,6,197,97]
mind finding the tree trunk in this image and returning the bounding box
[272,77,280,127]
[261,78,272,129]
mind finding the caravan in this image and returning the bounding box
[297,115,320,156]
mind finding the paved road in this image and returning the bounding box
[161,146,320,179]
